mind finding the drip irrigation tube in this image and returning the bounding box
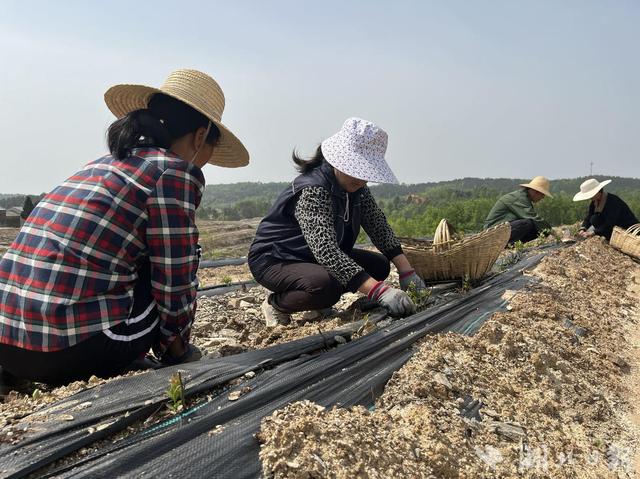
[199,257,247,269]
[196,280,257,297]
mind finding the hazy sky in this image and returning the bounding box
[1,0,638,194]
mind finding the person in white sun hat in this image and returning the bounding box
[249,117,425,326]
[573,178,638,240]
[483,176,553,244]
[0,69,249,384]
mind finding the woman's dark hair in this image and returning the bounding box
[292,145,324,173]
[107,93,220,160]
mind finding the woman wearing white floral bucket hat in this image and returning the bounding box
[249,117,425,326]
[573,178,638,240]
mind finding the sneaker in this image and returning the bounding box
[261,297,292,327]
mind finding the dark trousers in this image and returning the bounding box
[509,218,539,244]
[0,261,159,385]
[257,249,390,313]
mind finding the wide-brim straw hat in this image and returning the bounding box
[104,69,249,168]
[519,176,553,198]
[573,178,612,201]
[321,117,399,184]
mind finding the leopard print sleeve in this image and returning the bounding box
[359,187,403,260]
[294,186,365,288]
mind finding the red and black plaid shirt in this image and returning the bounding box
[0,148,204,354]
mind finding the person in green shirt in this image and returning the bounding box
[484,176,552,244]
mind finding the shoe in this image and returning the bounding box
[261,297,292,327]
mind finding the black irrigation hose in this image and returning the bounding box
[198,257,247,268]
[196,280,257,297]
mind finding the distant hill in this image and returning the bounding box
[193,175,640,226]
[199,176,640,207]
[370,176,640,198]
[5,176,638,208]
[3,176,638,229]
[200,182,288,208]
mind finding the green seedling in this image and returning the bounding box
[497,251,522,270]
[568,223,581,236]
[220,275,233,285]
[406,281,432,309]
[462,274,472,292]
[167,372,186,413]
[512,240,525,253]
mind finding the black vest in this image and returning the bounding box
[248,161,363,279]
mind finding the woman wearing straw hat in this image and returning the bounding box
[573,178,638,240]
[483,176,553,244]
[0,69,248,384]
[248,117,425,327]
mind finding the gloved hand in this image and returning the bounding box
[399,269,426,292]
[368,281,416,317]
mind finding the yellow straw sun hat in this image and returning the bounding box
[519,176,553,198]
[104,69,249,168]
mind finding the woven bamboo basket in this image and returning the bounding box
[610,223,640,260]
[402,221,511,282]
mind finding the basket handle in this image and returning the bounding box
[626,223,640,236]
[433,219,455,252]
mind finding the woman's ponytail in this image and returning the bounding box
[107,109,173,160]
[292,145,325,173]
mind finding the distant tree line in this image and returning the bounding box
[196,177,640,237]
[379,190,640,238]
[197,198,273,221]
[4,177,639,234]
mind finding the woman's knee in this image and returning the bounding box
[303,273,342,306]
[369,258,390,281]
[274,276,342,312]
[303,290,341,311]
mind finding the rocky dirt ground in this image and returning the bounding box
[257,237,640,478]
[191,266,408,356]
[197,263,253,287]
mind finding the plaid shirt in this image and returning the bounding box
[0,148,204,354]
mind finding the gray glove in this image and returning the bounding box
[399,270,426,292]
[368,282,416,317]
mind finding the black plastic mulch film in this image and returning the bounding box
[0,252,549,479]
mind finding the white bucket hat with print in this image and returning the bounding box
[321,117,399,184]
[572,178,612,201]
